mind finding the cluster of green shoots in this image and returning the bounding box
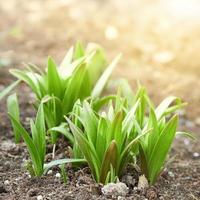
[0,42,193,185]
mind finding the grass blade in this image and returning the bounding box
[7,93,21,143]
[0,80,20,101]
[91,54,121,99]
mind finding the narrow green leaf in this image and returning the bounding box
[44,158,86,173]
[47,57,62,98]
[49,123,74,144]
[73,41,85,59]
[91,54,121,99]
[66,117,101,181]
[0,80,20,101]
[59,46,74,69]
[176,131,195,140]
[148,115,178,184]
[8,114,43,176]
[7,93,21,143]
[99,140,118,184]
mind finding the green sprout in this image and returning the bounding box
[8,102,46,176]
[138,96,194,185]
[66,99,149,184]
[119,84,194,185]
[10,42,120,143]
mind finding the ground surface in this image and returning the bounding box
[0,0,200,199]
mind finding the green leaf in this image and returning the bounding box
[99,140,118,184]
[73,41,85,59]
[66,117,101,181]
[10,70,42,98]
[148,115,178,184]
[176,131,196,140]
[7,93,21,143]
[62,63,89,113]
[44,158,86,174]
[59,46,74,69]
[155,96,182,119]
[119,129,150,173]
[91,54,121,99]
[35,104,46,162]
[0,80,20,101]
[49,123,74,144]
[47,57,62,98]
[8,114,43,176]
[80,101,98,145]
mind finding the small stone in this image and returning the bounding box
[55,173,61,178]
[118,196,126,200]
[101,182,129,197]
[138,175,149,190]
[146,187,158,200]
[193,152,199,158]
[168,171,175,178]
[47,170,53,175]
[4,180,9,185]
[133,187,138,191]
[37,195,43,200]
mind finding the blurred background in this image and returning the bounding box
[0,0,200,120]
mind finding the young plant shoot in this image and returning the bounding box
[8,100,46,176]
[120,84,194,185]
[66,99,149,184]
[10,42,120,143]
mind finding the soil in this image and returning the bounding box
[0,0,200,199]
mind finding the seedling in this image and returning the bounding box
[8,103,46,176]
[66,100,150,184]
[60,164,68,184]
[10,42,120,143]
[120,84,194,185]
[7,93,20,143]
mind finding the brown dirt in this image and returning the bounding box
[0,0,200,199]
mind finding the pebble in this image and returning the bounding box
[193,152,199,158]
[4,180,10,185]
[118,196,126,200]
[146,187,158,200]
[37,195,43,200]
[168,171,175,178]
[47,170,53,175]
[101,182,129,197]
[55,172,61,178]
[138,175,149,190]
